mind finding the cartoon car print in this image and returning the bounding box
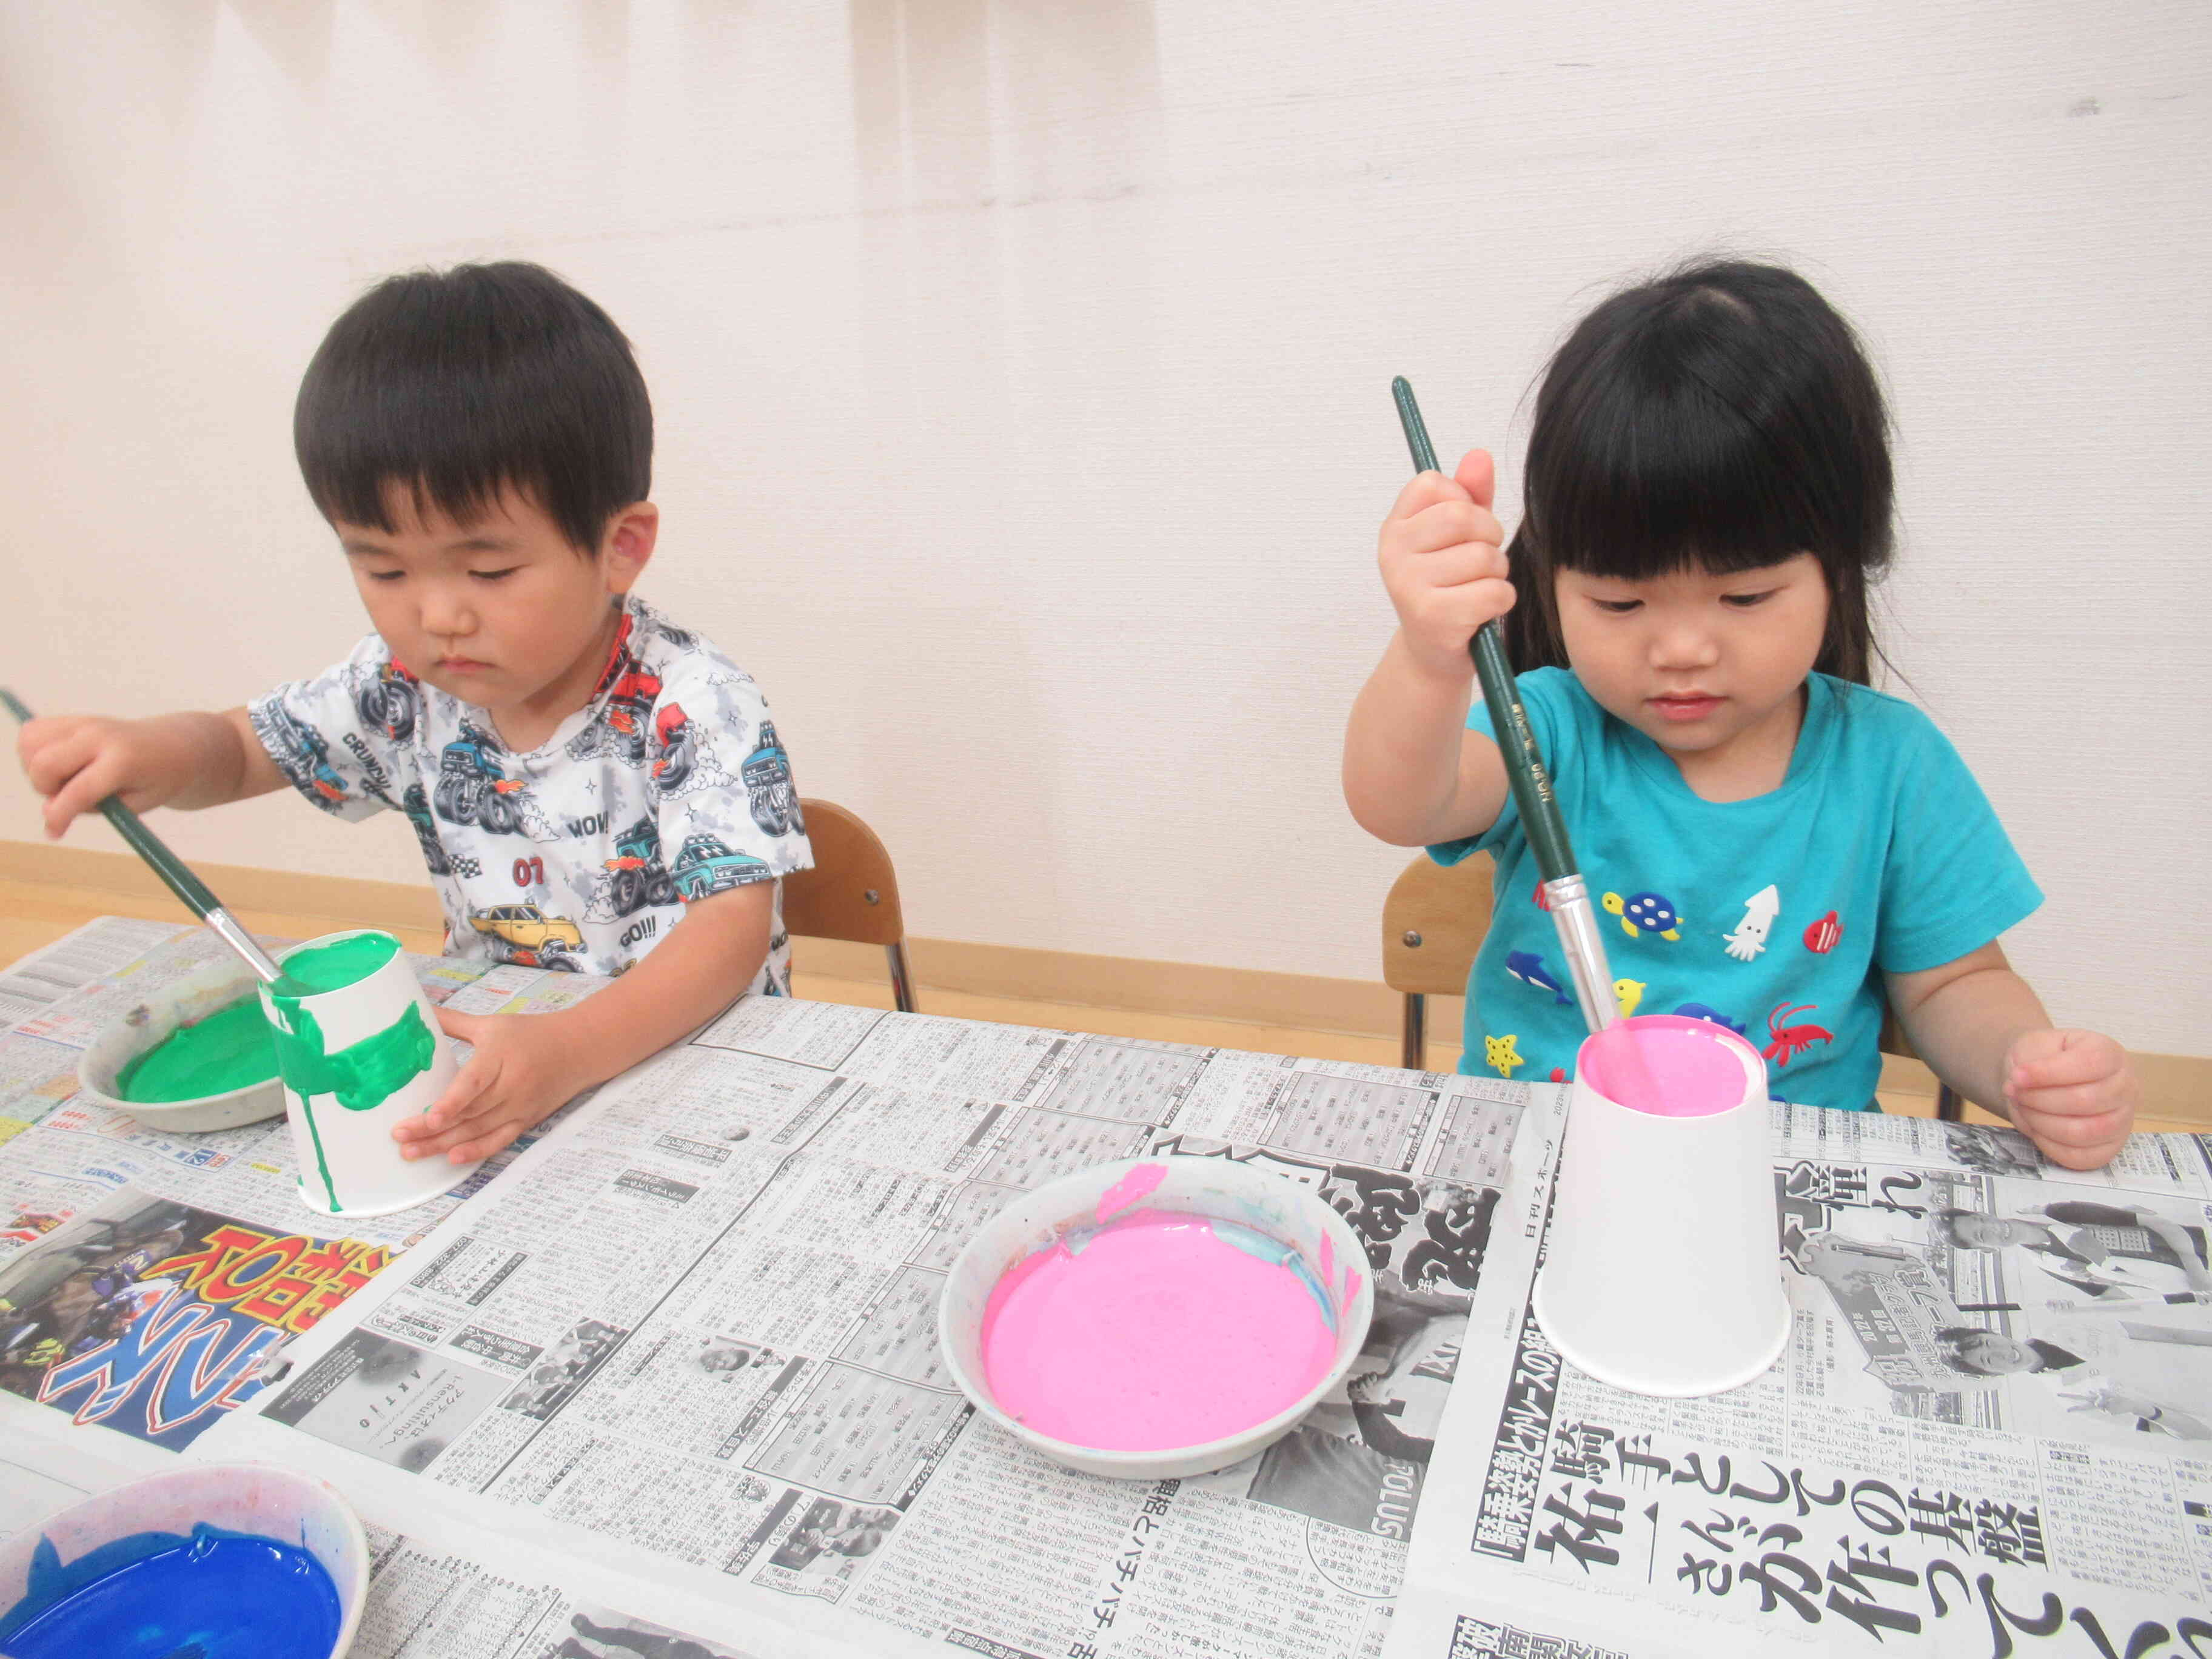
[742,720,803,836]
[601,660,663,766]
[354,660,420,743]
[669,834,771,902]
[469,903,586,970]
[434,722,526,834]
[401,783,452,876]
[259,704,348,806]
[600,815,679,916]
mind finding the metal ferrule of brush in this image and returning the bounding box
[206,907,287,987]
[1542,876,1617,1033]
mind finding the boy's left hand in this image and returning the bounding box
[393,1008,591,1165]
[2003,1028,2138,1170]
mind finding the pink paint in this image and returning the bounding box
[981,1211,1337,1451]
[1581,1015,1753,1118]
[1095,1161,1167,1223]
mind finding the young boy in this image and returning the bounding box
[17,263,813,1166]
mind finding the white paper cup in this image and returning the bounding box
[260,929,476,1219]
[0,1462,369,1658]
[1531,1014,1789,1397]
[940,1156,1374,1480]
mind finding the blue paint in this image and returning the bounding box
[1204,1218,1338,1333]
[0,1523,341,1659]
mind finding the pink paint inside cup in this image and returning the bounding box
[1580,1015,1752,1118]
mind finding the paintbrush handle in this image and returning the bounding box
[1,688,286,984]
[1389,378,1579,885]
[1389,381,1616,1034]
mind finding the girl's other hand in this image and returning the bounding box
[2002,1028,2138,1170]
[1378,447,1513,681]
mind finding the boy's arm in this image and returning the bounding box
[395,880,777,1164]
[1341,451,1514,848]
[1886,942,2139,1170]
[19,708,286,838]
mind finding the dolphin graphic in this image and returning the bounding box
[1506,951,1571,1005]
[1674,1003,1748,1036]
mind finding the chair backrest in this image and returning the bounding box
[1382,853,1493,998]
[779,800,906,946]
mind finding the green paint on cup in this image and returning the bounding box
[115,998,278,1102]
[266,931,437,1212]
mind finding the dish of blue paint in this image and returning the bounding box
[0,1522,342,1659]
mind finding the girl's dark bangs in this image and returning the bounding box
[1529,361,1820,581]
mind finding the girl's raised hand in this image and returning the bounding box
[1378,447,1513,680]
[2003,1028,2139,1170]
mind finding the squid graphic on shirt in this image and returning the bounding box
[1723,885,1781,962]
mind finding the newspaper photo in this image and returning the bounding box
[1385,1087,2212,1658]
[201,997,1536,1658]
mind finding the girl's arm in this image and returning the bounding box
[1886,942,2139,1170]
[1342,451,1513,847]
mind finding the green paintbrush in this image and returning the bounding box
[1390,378,1617,1034]
[2,688,289,987]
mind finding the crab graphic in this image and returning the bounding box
[1603,890,1683,941]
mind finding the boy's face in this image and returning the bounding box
[335,488,655,732]
[1554,553,1829,763]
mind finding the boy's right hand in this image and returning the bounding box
[1378,447,1514,681]
[18,716,195,838]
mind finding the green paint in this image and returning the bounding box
[275,931,400,994]
[115,998,278,1102]
[267,999,435,1113]
[264,933,433,1211]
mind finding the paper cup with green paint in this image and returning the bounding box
[258,930,477,1218]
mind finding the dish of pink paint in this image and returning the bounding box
[980,1210,1338,1452]
[1580,1015,1753,1117]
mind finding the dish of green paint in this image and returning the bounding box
[114,999,279,1104]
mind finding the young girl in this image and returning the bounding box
[1342,259,2137,1170]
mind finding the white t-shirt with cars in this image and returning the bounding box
[249,597,814,987]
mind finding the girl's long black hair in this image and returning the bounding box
[1501,260,1894,686]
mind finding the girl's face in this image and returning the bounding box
[1554,553,1829,769]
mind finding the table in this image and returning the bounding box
[1,919,2207,1657]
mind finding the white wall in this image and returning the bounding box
[2,1,2206,1053]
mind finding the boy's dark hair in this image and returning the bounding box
[295,261,651,553]
[1502,258,1893,685]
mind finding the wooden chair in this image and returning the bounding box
[1381,853,1966,1119]
[1382,853,1495,1071]
[779,799,917,1013]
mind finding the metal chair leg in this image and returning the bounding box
[1401,993,1426,1072]
[885,940,917,1014]
[1936,1084,1965,1123]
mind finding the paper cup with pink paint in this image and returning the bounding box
[939,1155,1375,1480]
[1532,1013,1790,1397]
[258,929,478,1219]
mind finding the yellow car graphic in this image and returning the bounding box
[469,903,585,955]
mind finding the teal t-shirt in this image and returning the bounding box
[1429,669,2041,1111]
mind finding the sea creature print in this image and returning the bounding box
[1603,891,1683,941]
[1803,910,1843,954]
[1723,885,1780,962]
[1613,978,1646,1019]
[1761,1001,1834,1068]
[1483,1033,1524,1079]
[1506,951,1571,1005]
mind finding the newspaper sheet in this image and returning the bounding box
[1384,1087,2212,1658]
[0,917,603,1453]
[201,997,1537,1658]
